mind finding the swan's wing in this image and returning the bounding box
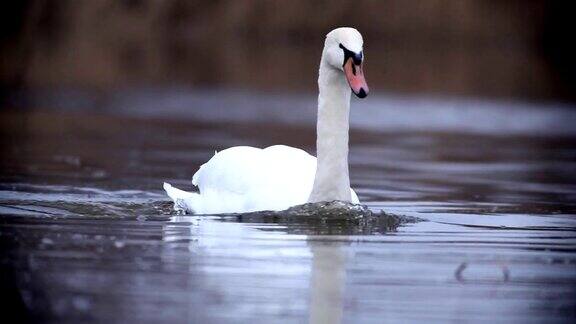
[191,145,317,212]
[192,146,266,194]
[260,145,317,203]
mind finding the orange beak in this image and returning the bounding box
[343,57,369,98]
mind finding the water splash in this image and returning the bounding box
[212,201,423,235]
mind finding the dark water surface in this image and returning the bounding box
[1,91,576,323]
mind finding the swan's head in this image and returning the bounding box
[324,27,369,98]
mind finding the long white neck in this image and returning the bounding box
[308,55,352,203]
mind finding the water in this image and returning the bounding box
[1,90,576,323]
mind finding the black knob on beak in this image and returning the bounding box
[352,52,363,65]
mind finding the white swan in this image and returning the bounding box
[164,27,369,214]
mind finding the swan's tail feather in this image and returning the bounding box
[163,182,201,214]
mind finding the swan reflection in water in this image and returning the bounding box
[308,240,347,324]
[162,203,408,323]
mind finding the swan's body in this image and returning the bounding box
[164,145,359,214]
[164,27,369,214]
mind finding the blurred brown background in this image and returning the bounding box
[1,0,575,102]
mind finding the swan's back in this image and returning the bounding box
[191,145,317,213]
